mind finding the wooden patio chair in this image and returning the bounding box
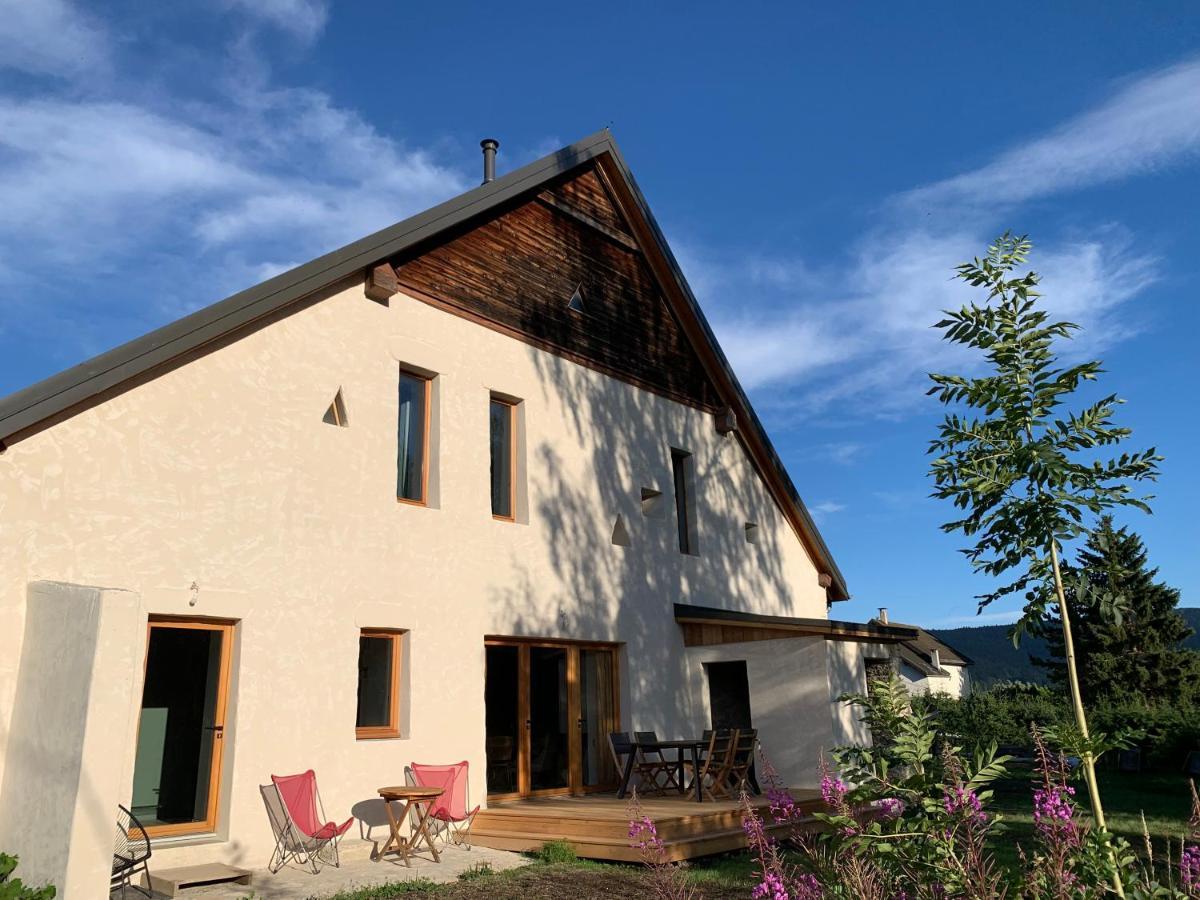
[609,731,671,796]
[722,728,758,795]
[634,731,681,793]
[683,729,738,801]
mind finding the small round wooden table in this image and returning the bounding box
[376,786,444,866]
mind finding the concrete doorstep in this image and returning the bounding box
[110,840,530,900]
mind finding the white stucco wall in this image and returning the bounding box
[0,277,835,883]
[681,637,837,787]
[825,640,894,748]
[0,582,143,895]
[901,662,971,698]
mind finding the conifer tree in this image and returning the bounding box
[1033,515,1200,705]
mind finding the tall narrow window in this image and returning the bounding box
[490,398,515,520]
[397,371,430,504]
[356,630,404,739]
[672,449,696,555]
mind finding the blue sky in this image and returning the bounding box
[1,1,1197,627]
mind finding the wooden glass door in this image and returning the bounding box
[485,640,619,799]
[132,618,234,837]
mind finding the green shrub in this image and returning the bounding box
[535,839,578,864]
[456,861,493,882]
[316,877,437,898]
[0,854,55,900]
[916,685,1200,771]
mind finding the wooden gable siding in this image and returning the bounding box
[391,164,720,410]
[545,167,628,233]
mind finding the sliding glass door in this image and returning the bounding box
[485,640,619,799]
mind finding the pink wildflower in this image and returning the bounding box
[1181,844,1200,894]
[628,814,664,852]
[820,771,847,807]
[1032,784,1079,847]
[943,785,986,824]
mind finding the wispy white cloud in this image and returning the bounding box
[0,0,469,335]
[901,59,1200,212]
[696,58,1200,420]
[223,0,329,42]
[0,0,110,78]
[931,608,1023,628]
[811,501,846,516]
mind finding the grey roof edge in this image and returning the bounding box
[598,142,849,601]
[0,128,850,601]
[873,619,974,667]
[898,645,950,678]
[0,129,616,442]
[674,603,917,641]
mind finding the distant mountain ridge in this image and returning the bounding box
[929,607,1200,688]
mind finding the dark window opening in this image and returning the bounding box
[357,631,403,738]
[397,372,430,503]
[671,449,696,555]
[490,398,515,519]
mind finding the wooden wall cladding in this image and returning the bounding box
[392,163,719,410]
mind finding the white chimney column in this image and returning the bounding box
[878,607,888,624]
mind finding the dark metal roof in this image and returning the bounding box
[873,619,974,675]
[0,129,850,600]
[674,603,917,642]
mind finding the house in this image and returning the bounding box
[872,608,972,697]
[0,131,916,893]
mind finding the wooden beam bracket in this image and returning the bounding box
[536,192,640,251]
[365,262,400,304]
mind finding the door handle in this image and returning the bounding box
[525,719,531,730]
[205,725,224,739]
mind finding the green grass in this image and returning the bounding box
[987,768,1195,874]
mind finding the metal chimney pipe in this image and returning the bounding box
[480,138,499,184]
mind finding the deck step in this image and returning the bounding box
[472,816,814,863]
[145,863,252,897]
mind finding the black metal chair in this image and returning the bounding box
[112,804,152,897]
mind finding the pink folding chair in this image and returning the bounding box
[410,761,480,849]
[262,770,353,874]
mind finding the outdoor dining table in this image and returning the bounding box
[616,738,708,803]
[376,785,443,866]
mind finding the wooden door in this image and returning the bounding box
[133,618,234,837]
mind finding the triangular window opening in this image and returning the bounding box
[322,388,349,427]
[611,514,631,548]
[567,284,586,313]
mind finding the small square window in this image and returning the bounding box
[356,630,405,739]
[744,523,759,544]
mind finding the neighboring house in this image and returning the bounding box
[872,608,973,697]
[0,131,915,893]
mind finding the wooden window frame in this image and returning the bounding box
[396,370,432,507]
[138,617,236,839]
[483,637,622,800]
[490,396,518,522]
[355,629,405,740]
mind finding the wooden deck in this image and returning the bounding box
[472,790,824,862]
